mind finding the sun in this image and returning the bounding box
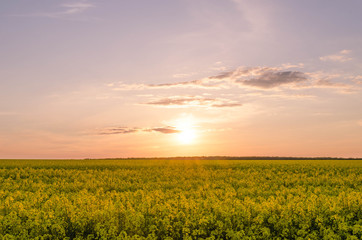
[174,116,197,145]
[177,127,196,144]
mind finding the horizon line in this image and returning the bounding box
[1,156,362,160]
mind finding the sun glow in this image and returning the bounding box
[174,116,198,145]
[177,127,196,144]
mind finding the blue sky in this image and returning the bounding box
[1,0,362,158]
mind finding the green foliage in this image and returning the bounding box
[0,159,361,239]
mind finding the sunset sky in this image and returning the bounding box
[1,0,362,158]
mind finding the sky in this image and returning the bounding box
[1,0,362,159]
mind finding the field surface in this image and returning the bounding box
[0,159,361,239]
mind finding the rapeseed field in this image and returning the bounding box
[0,159,361,239]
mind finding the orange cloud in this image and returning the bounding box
[97,126,180,135]
[320,50,352,62]
[143,96,242,108]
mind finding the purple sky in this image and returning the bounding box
[1,0,362,158]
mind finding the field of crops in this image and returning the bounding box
[0,159,361,239]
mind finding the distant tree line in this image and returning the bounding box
[91,156,362,160]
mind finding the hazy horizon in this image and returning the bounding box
[1,0,362,158]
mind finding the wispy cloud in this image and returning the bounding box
[305,72,353,92]
[110,65,356,92]
[111,83,149,91]
[145,127,180,134]
[111,66,298,91]
[111,78,230,90]
[236,71,307,89]
[100,127,139,135]
[148,78,230,89]
[61,2,95,15]
[281,63,304,69]
[257,93,316,100]
[315,79,350,88]
[8,1,95,19]
[143,96,242,108]
[97,126,180,135]
[172,73,195,79]
[352,75,362,84]
[320,50,352,62]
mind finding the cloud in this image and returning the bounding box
[202,67,308,89]
[209,71,235,80]
[8,1,95,19]
[303,71,354,93]
[112,77,231,90]
[172,73,195,78]
[315,79,350,88]
[352,75,362,84]
[320,50,352,62]
[143,96,242,108]
[259,93,316,99]
[111,67,289,91]
[281,63,304,69]
[145,127,180,134]
[210,61,228,71]
[98,126,181,135]
[110,65,355,92]
[100,127,139,135]
[236,71,307,89]
[148,78,229,89]
[231,70,354,93]
[61,2,95,15]
[112,83,148,90]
